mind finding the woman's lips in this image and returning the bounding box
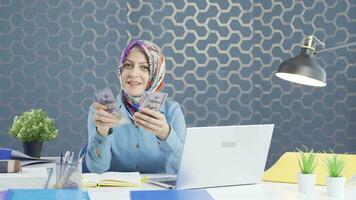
[127,81,142,85]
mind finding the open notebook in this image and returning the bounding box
[82,172,141,187]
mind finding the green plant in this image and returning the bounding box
[297,147,317,174]
[325,154,345,177]
[9,109,58,142]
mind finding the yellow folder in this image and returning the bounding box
[263,152,356,185]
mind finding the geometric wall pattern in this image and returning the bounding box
[1,0,355,168]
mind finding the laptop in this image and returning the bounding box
[148,124,274,189]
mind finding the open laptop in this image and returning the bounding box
[148,124,274,189]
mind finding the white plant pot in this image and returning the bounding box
[297,173,316,193]
[326,176,345,197]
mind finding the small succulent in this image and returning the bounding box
[297,146,317,174]
[325,154,345,177]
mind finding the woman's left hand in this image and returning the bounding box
[134,108,170,140]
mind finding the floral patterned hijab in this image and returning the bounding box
[117,40,166,116]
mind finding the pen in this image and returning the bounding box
[78,154,85,163]
[45,168,53,189]
[60,153,63,178]
[146,180,174,189]
[62,151,70,177]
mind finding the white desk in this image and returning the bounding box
[23,162,356,200]
[86,182,356,200]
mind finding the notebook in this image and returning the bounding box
[0,148,54,166]
[130,189,214,200]
[6,189,89,200]
[0,168,48,190]
[82,171,141,187]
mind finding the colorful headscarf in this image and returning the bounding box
[117,39,166,116]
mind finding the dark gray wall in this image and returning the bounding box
[1,0,355,168]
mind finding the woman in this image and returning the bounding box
[85,40,186,174]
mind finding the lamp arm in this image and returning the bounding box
[318,41,356,54]
[313,36,325,47]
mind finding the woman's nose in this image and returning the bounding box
[128,65,139,76]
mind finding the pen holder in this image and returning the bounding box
[55,162,82,189]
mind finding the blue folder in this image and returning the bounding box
[0,148,11,160]
[130,189,214,200]
[0,190,8,200]
[6,189,90,200]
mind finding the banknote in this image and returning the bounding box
[95,88,129,125]
[140,92,168,112]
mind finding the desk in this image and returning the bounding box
[86,182,356,200]
[23,161,356,200]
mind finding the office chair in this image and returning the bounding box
[78,144,89,173]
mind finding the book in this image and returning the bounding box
[82,171,141,187]
[0,168,48,190]
[0,190,8,200]
[0,148,54,166]
[6,189,89,200]
[130,189,214,200]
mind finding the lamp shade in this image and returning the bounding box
[275,48,326,87]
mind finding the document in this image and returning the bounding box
[0,168,48,190]
[0,148,54,166]
[82,171,141,187]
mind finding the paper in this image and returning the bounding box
[140,92,168,112]
[82,171,141,187]
[95,88,129,125]
[0,168,48,190]
[0,148,54,166]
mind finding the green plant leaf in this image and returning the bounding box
[297,147,317,174]
[325,154,345,177]
[9,109,58,142]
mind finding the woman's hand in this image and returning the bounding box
[134,108,171,140]
[92,102,119,136]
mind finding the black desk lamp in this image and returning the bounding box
[275,35,356,87]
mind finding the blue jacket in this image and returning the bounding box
[85,95,186,174]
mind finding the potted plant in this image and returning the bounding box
[325,154,345,197]
[9,109,58,158]
[297,147,317,193]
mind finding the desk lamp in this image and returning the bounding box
[275,35,356,87]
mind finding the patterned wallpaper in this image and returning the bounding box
[1,0,355,168]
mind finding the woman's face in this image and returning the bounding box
[120,50,150,97]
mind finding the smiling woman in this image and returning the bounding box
[120,49,150,97]
[85,40,187,174]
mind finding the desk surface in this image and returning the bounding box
[86,182,356,200]
[23,162,356,200]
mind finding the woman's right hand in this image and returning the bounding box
[92,102,119,136]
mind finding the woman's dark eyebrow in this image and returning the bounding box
[125,58,149,65]
[124,59,134,64]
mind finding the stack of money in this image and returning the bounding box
[140,92,168,112]
[95,88,129,125]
